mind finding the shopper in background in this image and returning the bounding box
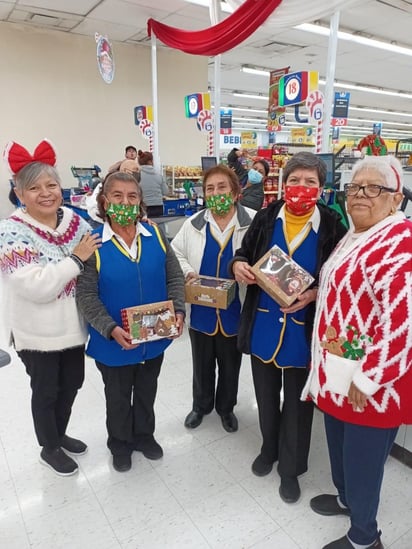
[137,150,169,217]
[108,145,138,173]
[230,152,347,504]
[76,171,185,473]
[303,156,412,549]
[172,165,255,433]
[227,147,249,187]
[0,140,101,476]
[239,158,270,211]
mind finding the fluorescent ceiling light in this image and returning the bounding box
[241,69,412,100]
[295,23,412,57]
[350,106,412,119]
[241,66,270,77]
[233,91,268,100]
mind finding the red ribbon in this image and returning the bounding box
[4,140,57,175]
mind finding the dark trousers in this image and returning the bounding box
[96,354,163,456]
[324,413,398,545]
[189,328,242,416]
[251,355,314,477]
[18,346,85,450]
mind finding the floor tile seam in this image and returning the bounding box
[0,436,32,548]
[76,463,124,548]
[243,525,288,549]
[238,476,288,530]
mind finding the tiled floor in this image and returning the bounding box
[0,328,410,549]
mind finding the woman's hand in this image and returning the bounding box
[185,271,198,283]
[348,382,367,412]
[73,232,102,262]
[174,312,185,338]
[232,260,256,285]
[110,326,139,350]
[281,288,318,314]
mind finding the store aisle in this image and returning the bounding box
[0,328,410,549]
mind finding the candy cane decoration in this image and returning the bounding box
[139,118,154,152]
[306,90,325,153]
[197,109,214,156]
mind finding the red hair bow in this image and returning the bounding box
[3,139,57,175]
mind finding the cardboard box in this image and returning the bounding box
[121,300,178,344]
[185,275,236,309]
[251,245,314,308]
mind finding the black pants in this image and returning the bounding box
[18,346,85,450]
[96,354,163,456]
[251,355,314,477]
[189,328,242,416]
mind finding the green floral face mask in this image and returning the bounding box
[205,193,234,216]
[106,202,139,227]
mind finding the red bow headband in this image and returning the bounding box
[3,139,57,175]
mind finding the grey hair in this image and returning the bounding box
[14,162,61,192]
[351,155,403,191]
[282,151,327,187]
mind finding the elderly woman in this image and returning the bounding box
[76,171,185,473]
[231,152,347,503]
[0,140,100,476]
[304,156,412,549]
[171,165,255,433]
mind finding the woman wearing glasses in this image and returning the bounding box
[303,155,412,549]
[0,140,101,476]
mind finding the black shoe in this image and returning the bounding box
[251,454,273,477]
[61,435,88,456]
[220,412,238,433]
[184,410,203,429]
[134,438,163,460]
[279,476,301,503]
[40,447,78,476]
[322,533,383,549]
[112,454,132,472]
[310,494,351,517]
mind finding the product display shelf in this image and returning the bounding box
[163,165,203,194]
[263,167,283,207]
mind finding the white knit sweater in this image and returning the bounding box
[0,207,90,351]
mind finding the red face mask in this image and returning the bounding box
[284,185,319,215]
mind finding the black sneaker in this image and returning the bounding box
[40,447,78,476]
[61,435,88,456]
[251,454,274,477]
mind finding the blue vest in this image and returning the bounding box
[190,223,240,336]
[250,218,318,366]
[86,223,172,366]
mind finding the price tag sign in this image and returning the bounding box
[331,117,348,127]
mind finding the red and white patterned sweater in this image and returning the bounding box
[303,212,412,428]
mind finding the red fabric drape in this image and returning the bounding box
[147,0,283,56]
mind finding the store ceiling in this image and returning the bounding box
[1,0,412,140]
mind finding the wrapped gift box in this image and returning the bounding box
[185,275,236,309]
[121,300,178,344]
[251,245,314,308]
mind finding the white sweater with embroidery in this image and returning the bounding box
[0,208,90,352]
[302,212,412,428]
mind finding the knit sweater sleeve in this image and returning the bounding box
[352,224,412,396]
[75,253,118,339]
[0,221,81,304]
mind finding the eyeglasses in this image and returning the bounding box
[344,183,397,198]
